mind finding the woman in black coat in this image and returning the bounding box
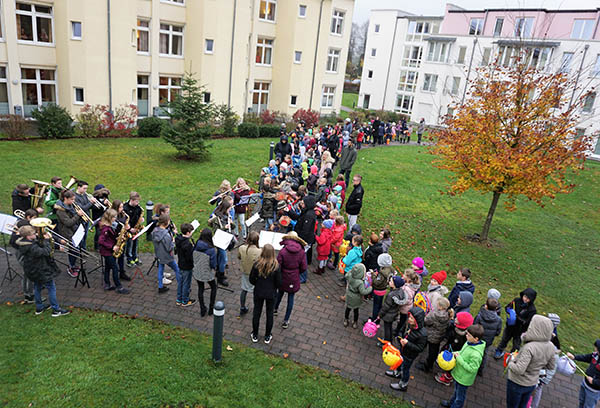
[249,244,282,344]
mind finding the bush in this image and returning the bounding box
[242,112,261,125]
[0,114,29,138]
[292,108,320,128]
[259,124,280,139]
[31,104,74,139]
[238,122,259,138]
[259,109,277,124]
[137,117,165,138]
[214,104,240,136]
[75,104,137,138]
[75,104,104,138]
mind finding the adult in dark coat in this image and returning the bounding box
[274,135,292,159]
[275,232,307,328]
[339,140,357,187]
[286,195,316,266]
[372,117,381,145]
[345,174,364,232]
[494,288,537,357]
[11,184,35,213]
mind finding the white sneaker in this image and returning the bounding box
[164,272,173,279]
[162,278,172,285]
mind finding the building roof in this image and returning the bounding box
[495,39,561,48]
[448,7,600,14]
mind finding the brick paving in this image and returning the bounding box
[0,238,581,408]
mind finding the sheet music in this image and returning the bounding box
[132,222,154,241]
[245,213,260,227]
[259,230,285,251]
[0,213,18,235]
[191,219,200,233]
[71,224,85,247]
[213,229,234,250]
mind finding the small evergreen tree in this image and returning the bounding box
[162,72,214,159]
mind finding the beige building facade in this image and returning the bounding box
[0,0,354,119]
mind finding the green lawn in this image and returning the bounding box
[342,92,358,109]
[0,304,409,408]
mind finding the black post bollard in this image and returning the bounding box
[269,141,274,161]
[212,301,225,363]
[145,200,153,241]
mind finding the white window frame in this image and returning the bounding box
[469,18,483,36]
[367,70,373,79]
[371,48,377,57]
[259,0,277,22]
[457,46,467,64]
[159,23,184,57]
[252,81,270,113]
[571,19,595,40]
[450,76,461,95]
[205,39,214,54]
[427,41,451,63]
[0,67,9,114]
[422,73,438,92]
[592,54,600,77]
[137,74,150,117]
[73,87,84,105]
[21,68,58,116]
[137,19,150,54]
[362,94,370,109]
[326,48,340,73]
[396,94,414,114]
[402,46,423,68]
[560,52,574,73]
[71,21,82,40]
[158,76,182,114]
[374,24,380,33]
[481,47,492,66]
[256,37,273,66]
[161,0,185,5]
[331,9,345,35]
[16,3,54,46]
[397,70,419,92]
[514,17,534,38]
[298,4,306,18]
[582,92,596,113]
[321,85,335,108]
[493,18,504,37]
[290,95,297,107]
[294,50,302,64]
[406,20,438,42]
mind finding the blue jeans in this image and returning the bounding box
[103,255,122,288]
[217,248,227,274]
[265,218,274,230]
[34,280,59,311]
[275,290,295,322]
[400,357,414,385]
[158,260,180,289]
[579,380,600,408]
[450,381,468,408]
[506,379,536,408]
[372,293,384,319]
[179,269,193,303]
[125,237,138,262]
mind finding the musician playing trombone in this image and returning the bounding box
[54,190,85,278]
[74,180,96,251]
[44,176,63,223]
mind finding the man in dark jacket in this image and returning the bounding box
[12,183,39,214]
[567,339,600,405]
[54,190,84,277]
[339,140,357,187]
[16,225,70,317]
[345,174,364,232]
[372,117,381,145]
[274,135,292,160]
[123,192,144,267]
[494,288,537,358]
[286,195,316,281]
[388,306,428,392]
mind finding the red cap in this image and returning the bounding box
[455,312,474,330]
[431,270,447,285]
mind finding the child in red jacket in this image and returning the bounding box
[328,215,347,270]
[314,219,334,275]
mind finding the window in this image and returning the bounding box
[583,92,596,113]
[299,5,306,17]
[402,46,423,67]
[362,94,370,109]
[571,19,594,40]
[162,0,184,3]
[481,47,491,66]
[397,70,419,92]
[21,68,56,117]
[457,46,467,64]
[561,52,574,73]
[159,23,183,56]
[204,92,211,103]
[494,18,504,37]
[374,24,380,33]
[137,75,149,117]
[290,95,297,106]
[137,19,150,53]
[321,86,335,108]
[331,10,344,35]
[396,94,414,114]
[252,82,270,113]
[447,107,455,118]
[205,39,214,53]
[469,18,483,36]
[450,76,461,95]
[427,41,451,63]
[16,3,53,44]
[71,21,81,40]
[326,48,340,73]
[422,74,438,92]
[406,20,439,42]
[158,76,181,113]
[593,54,600,77]
[74,87,84,104]
[259,0,276,22]
[526,47,552,70]
[256,37,273,65]
[294,51,302,64]
[0,67,8,115]
[371,48,377,57]
[514,17,534,38]
[367,70,373,79]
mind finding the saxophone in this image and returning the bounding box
[113,212,130,258]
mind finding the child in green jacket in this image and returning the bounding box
[441,324,485,408]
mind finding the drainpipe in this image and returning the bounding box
[309,0,324,110]
[228,0,237,108]
[569,44,589,109]
[107,0,113,112]
[462,37,477,104]
[381,16,399,110]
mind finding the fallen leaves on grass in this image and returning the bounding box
[283,353,289,358]
[226,345,233,351]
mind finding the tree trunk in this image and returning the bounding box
[480,191,501,241]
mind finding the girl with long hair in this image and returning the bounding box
[237,231,261,316]
[98,209,130,294]
[249,244,281,344]
[194,228,218,316]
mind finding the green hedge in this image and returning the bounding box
[138,117,166,138]
[238,122,260,138]
[259,124,280,139]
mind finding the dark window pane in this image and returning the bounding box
[37,17,52,42]
[17,15,33,41]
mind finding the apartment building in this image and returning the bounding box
[0,0,354,119]
[359,4,600,158]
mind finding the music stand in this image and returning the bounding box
[129,266,149,287]
[146,257,158,275]
[74,248,90,288]
[1,243,20,286]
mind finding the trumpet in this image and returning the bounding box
[73,203,94,225]
[66,176,107,210]
[209,188,232,205]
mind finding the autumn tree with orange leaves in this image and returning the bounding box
[430,49,593,241]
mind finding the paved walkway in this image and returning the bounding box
[0,243,580,407]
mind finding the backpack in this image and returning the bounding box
[371,269,388,291]
[192,251,213,282]
[339,239,350,257]
[413,291,431,315]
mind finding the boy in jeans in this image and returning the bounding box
[441,324,486,408]
[123,191,144,267]
[174,223,197,307]
[567,339,600,408]
[151,214,179,294]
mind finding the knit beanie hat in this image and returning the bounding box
[431,270,447,285]
[392,276,405,288]
[377,253,393,268]
[94,184,105,191]
[487,288,501,300]
[322,219,333,229]
[310,165,318,175]
[412,257,425,269]
[455,312,474,330]
[547,313,560,329]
